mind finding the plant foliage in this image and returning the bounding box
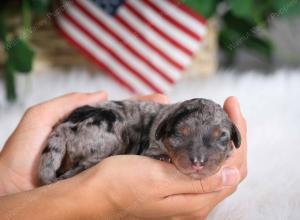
[0,0,300,100]
[0,0,50,101]
[183,0,300,63]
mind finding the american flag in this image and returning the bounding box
[56,0,207,94]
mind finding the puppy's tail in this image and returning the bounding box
[39,135,67,185]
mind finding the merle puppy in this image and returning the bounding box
[39,98,241,184]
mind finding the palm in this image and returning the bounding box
[0,92,108,195]
[0,124,53,191]
[0,92,170,195]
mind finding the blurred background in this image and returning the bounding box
[0,0,300,219]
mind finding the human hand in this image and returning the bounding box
[0,93,247,220]
[173,96,247,219]
[69,96,247,220]
[0,92,169,196]
[0,91,108,195]
[174,96,248,219]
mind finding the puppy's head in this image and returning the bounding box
[156,98,241,179]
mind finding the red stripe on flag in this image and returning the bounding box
[124,2,193,56]
[143,0,202,42]
[115,15,184,71]
[73,0,175,84]
[168,0,207,25]
[54,20,136,93]
[63,9,163,93]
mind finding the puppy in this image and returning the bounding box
[39,98,241,184]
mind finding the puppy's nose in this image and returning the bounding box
[191,156,208,167]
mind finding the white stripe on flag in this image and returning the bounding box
[153,0,207,37]
[57,15,152,94]
[119,7,190,66]
[78,0,181,80]
[66,3,172,92]
[129,0,199,51]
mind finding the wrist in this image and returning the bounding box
[66,167,120,219]
[0,175,6,196]
[0,159,8,195]
[0,161,15,196]
[0,159,33,196]
[0,179,91,220]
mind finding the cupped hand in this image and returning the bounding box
[0,92,169,195]
[67,96,247,220]
[0,93,247,220]
[0,92,108,194]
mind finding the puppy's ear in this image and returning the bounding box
[155,119,168,140]
[155,106,198,140]
[231,123,241,148]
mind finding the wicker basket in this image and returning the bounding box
[0,16,218,77]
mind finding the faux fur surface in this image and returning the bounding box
[0,69,300,219]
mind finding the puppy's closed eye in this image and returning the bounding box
[212,128,223,139]
[219,136,230,147]
[219,131,230,141]
[179,126,190,136]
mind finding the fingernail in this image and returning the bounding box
[222,167,240,186]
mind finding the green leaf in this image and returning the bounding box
[219,13,256,60]
[223,12,255,33]
[6,37,34,73]
[253,0,275,21]
[182,0,218,18]
[29,0,51,15]
[219,29,237,65]
[23,0,31,33]
[228,0,254,20]
[244,36,273,59]
[219,28,240,52]
[220,12,273,59]
[4,62,17,101]
[272,0,300,17]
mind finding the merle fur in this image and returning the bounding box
[39,98,241,184]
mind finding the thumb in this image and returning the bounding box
[199,167,241,192]
[162,164,240,195]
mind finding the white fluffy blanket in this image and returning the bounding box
[0,69,300,219]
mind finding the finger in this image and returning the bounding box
[168,187,237,218]
[149,159,240,196]
[223,96,247,158]
[165,167,239,194]
[155,190,224,216]
[132,93,170,104]
[100,155,240,197]
[223,96,247,179]
[0,91,107,186]
[23,91,108,127]
[223,96,247,136]
[200,167,240,192]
